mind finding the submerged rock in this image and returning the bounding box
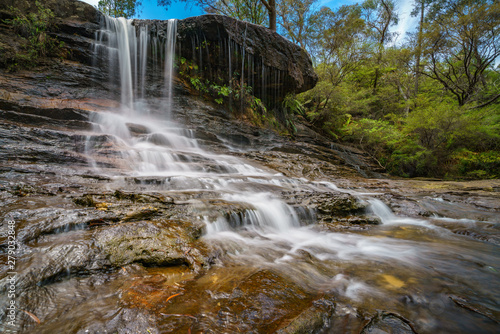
[96,220,209,271]
[276,298,335,334]
[361,312,417,334]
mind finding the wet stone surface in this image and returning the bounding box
[1,98,500,332]
[1,1,499,331]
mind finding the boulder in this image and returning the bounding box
[175,15,318,101]
[134,14,318,107]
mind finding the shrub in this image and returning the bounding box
[4,1,64,70]
[452,150,500,179]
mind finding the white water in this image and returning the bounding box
[86,17,463,297]
[368,199,431,226]
[164,19,177,116]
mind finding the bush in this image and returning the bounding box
[4,1,64,70]
[452,150,500,179]
[342,118,428,177]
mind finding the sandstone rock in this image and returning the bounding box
[95,220,207,269]
[175,15,318,97]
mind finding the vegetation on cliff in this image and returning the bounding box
[143,0,500,179]
[1,1,66,70]
[179,0,500,179]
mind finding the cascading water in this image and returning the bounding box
[78,16,500,333]
[164,19,177,116]
[87,13,459,272]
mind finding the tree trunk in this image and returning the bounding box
[414,0,425,98]
[260,0,277,32]
[269,0,277,32]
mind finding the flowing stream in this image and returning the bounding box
[85,17,499,332]
[1,16,498,333]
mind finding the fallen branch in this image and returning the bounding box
[165,293,182,303]
[20,309,41,324]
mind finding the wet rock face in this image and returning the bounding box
[0,0,100,23]
[0,0,317,108]
[175,15,318,103]
[0,0,102,66]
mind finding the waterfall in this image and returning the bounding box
[86,16,314,236]
[88,15,431,245]
[114,17,136,111]
[368,199,430,226]
[164,19,177,116]
[138,25,149,99]
[93,17,177,115]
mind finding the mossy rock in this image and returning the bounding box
[73,194,97,207]
[96,220,208,270]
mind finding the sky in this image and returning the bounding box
[80,0,417,41]
[80,0,203,20]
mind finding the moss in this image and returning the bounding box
[73,194,96,207]
[2,1,64,71]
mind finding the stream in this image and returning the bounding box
[0,16,499,334]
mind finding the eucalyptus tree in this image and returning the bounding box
[313,4,368,87]
[422,0,500,107]
[98,0,142,18]
[411,0,434,96]
[278,0,318,50]
[361,0,398,92]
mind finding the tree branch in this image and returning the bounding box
[469,93,500,109]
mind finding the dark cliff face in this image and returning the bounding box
[0,0,317,106]
[175,15,318,101]
[0,0,100,23]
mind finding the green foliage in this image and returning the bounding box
[282,94,304,116]
[452,150,500,179]
[340,99,500,178]
[98,0,142,18]
[421,0,500,106]
[293,0,500,180]
[4,1,64,70]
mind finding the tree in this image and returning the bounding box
[313,5,368,87]
[361,0,398,92]
[384,47,415,115]
[98,0,142,18]
[411,0,434,97]
[278,0,318,50]
[159,0,277,31]
[422,0,500,106]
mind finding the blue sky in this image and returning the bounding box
[80,0,203,19]
[80,0,417,41]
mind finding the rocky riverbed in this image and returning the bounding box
[1,89,499,333]
[0,0,499,333]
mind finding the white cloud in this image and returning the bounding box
[80,0,99,7]
[393,0,419,44]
